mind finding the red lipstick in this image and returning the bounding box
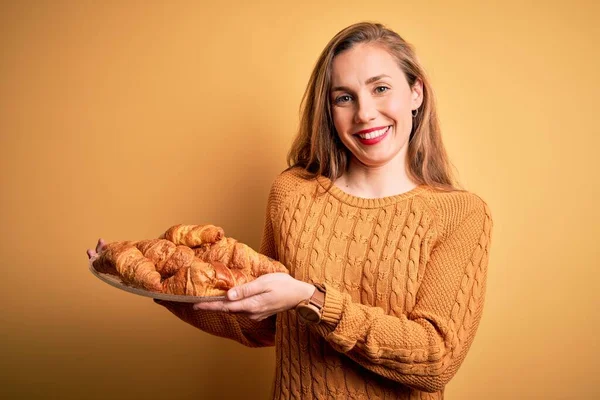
[354,126,390,146]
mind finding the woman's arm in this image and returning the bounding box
[311,200,493,392]
[154,300,276,347]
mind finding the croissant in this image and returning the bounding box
[194,237,287,276]
[161,260,253,297]
[161,224,224,248]
[93,241,163,292]
[134,239,196,278]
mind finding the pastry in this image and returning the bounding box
[161,224,224,248]
[194,237,287,276]
[162,260,254,297]
[93,241,162,292]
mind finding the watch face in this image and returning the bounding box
[297,306,320,323]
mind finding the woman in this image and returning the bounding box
[88,22,493,399]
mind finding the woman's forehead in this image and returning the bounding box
[331,43,403,86]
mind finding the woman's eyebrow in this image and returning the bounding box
[365,74,391,84]
[331,74,391,92]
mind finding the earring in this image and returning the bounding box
[412,108,419,118]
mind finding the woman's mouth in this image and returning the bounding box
[355,126,390,145]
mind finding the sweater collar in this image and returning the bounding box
[315,175,429,209]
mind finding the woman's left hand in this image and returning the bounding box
[193,273,315,321]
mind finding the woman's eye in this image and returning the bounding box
[375,86,389,94]
[335,95,352,104]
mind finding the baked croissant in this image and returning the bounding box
[162,260,254,297]
[194,237,287,276]
[134,239,195,278]
[161,224,224,248]
[93,240,163,292]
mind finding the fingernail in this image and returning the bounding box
[228,290,237,300]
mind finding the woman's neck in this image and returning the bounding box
[335,157,418,199]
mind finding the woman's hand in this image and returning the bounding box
[86,238,106,260]
[193,273,315,321]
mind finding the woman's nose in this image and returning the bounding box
[354,97,377,124]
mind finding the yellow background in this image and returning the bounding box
[1,1,598,399]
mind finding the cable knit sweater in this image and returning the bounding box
[157,167,493,399]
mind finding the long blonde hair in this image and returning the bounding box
[287,22,461,191]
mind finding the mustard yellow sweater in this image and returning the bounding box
[157,167,493,399]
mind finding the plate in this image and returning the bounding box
[88,259,227,303]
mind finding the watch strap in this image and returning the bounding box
[309,283,326,309]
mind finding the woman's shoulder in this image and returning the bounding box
[422,186,490,211]
[269,166,314,194]
[265,166,316,212]
[419,186,493,241]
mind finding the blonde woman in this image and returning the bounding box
[89,22,493,399]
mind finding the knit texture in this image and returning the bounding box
[157,167,493,399]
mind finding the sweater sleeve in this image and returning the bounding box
[312,198,493,392]
[152,184,281,348]
[154,300,276,347]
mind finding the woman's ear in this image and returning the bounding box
[411,78,424,110]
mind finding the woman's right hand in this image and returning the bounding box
[86,238,106,260]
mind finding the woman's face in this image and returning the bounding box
[330,43,423,169]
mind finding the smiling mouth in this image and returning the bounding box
[355,126,390,140]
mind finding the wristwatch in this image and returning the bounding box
[295,283,326,324]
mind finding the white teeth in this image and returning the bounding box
[358,126,388,140]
